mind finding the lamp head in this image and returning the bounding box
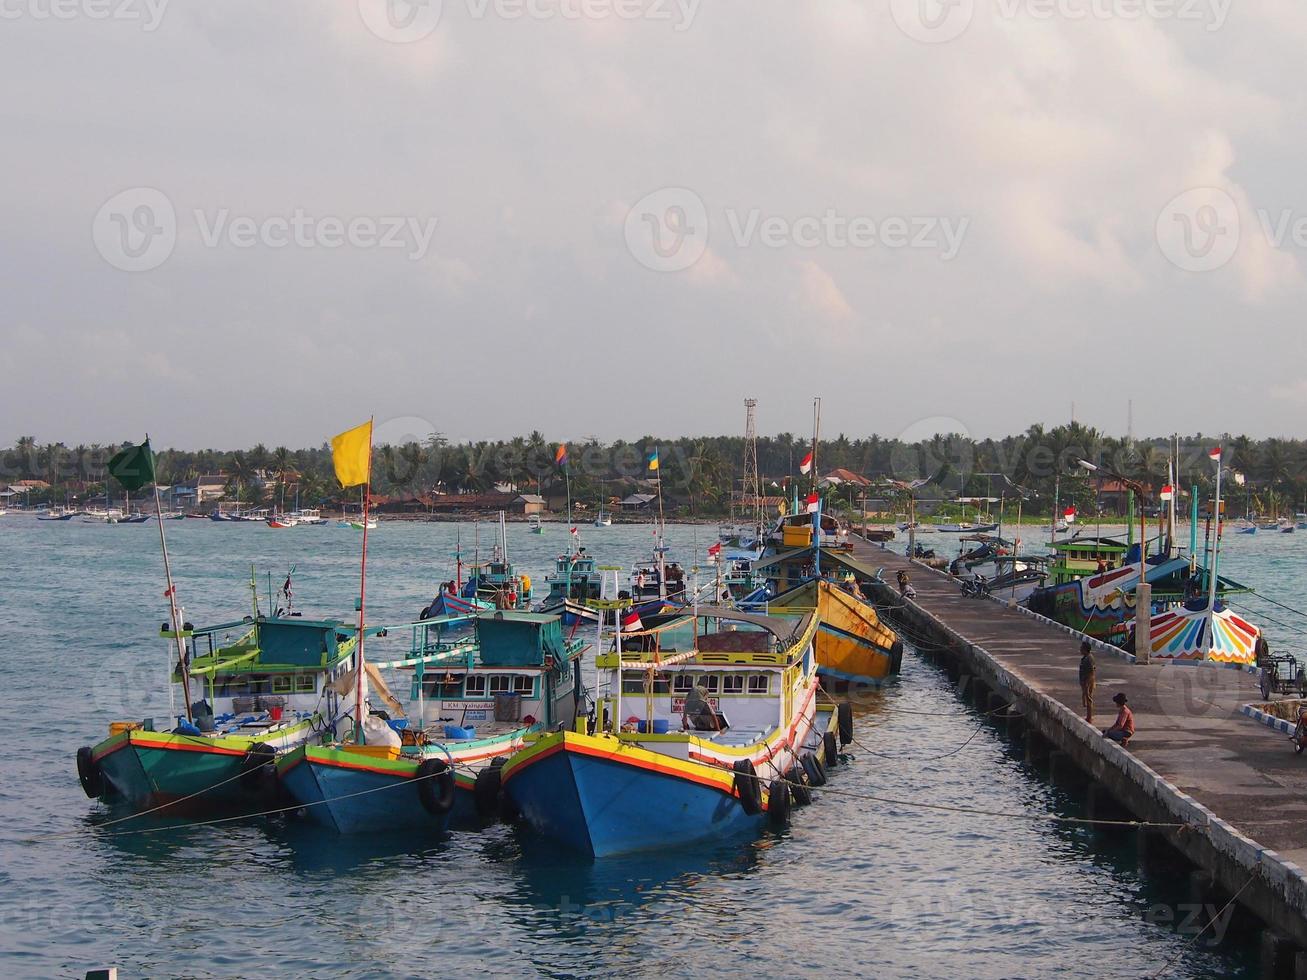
[1076,459,1098,472]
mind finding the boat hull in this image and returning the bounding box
[89,725,311,813]
[278,748,458,834]
[504,698,835,858]
[767,579,901,684]
[277,732,531,833]
[502,732,765,857]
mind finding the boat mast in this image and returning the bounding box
[811,397,822,578]
[151,457,193,724]
[1207,449,1223,614]
[1051,474,1060,547]
[743,398,761,544]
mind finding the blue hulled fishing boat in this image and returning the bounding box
[501,606,844,857]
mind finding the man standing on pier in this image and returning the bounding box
[1078,640,1095,723]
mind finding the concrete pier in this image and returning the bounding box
[852,537,1307,947]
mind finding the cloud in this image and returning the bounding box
[797,260,853,321]
[3,2,1307,444]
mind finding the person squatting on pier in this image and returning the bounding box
[896,569,915,599]
[1102,692,1134,747]
[1078,640,1095,723]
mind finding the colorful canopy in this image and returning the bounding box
[1145,601,1260,665]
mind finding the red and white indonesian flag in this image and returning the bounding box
[1159,485,1174,501]
[1209,446,1222,461]
[707,541,722,558]
[622,610,643,632]
[805,492,820,514]
[1063,506,1076,522]
[799,451,813,475]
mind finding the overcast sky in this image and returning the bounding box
[2,0,1304,449]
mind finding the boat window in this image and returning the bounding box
[621,674,670,695]
[672,674,694,693]
[248,675,271,694]
[748,675,769,694]
[295,674,316,693]
[723,674,745,694]
[465,675,488,695]
[701,674,720,694]
[512,675,533,694]
[489,675,512,694]
[271,675,293,695]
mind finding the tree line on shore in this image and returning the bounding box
[4,424,1304,517]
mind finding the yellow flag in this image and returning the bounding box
[331,420,373,487]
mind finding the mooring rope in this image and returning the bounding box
[30,753,486,843]
[1146,868,1260,978]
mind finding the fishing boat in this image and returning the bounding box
[501,606,844,857]
[37,507,78,521]
[1235,520,1257,535]
[763,578,902,685]
[769,511,851,550]
[528,514,544,534]
[593,512,612,528]
[267,515,299,528]
[1283,522,1297,534]
[1297,513,1307,530]
[933,521,1000,534]
[535,547,604,625]
[277,611,586,833]
[77,611,361,814]
[629,546,687,612]
[459,513,533,610]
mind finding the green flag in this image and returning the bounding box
[108,438,156,493]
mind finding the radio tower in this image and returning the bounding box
[743,398,761,538]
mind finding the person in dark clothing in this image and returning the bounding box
[1078,639,1096,723]
[681,684,721,732]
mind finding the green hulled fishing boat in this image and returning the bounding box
[77,613,361,814]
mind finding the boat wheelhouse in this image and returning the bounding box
[501,607,843,857]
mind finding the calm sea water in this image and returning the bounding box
[1,516,1282,978]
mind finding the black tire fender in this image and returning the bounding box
[837,702,854,746]
[802,752,827,787]
[822,731,839,767]
[889,639,904,674]
[767,777,792,828]
[416,758,456,816]
[732,759,762,815]
[787,764,812,806]
[473,756,508,820]
[239,743,277,791]
[77,746,103,799]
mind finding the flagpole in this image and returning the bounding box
[153,471,193,724]
[355,418,374,743]
[1207,449,1222,615]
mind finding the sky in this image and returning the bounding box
[3,0,1306,450]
